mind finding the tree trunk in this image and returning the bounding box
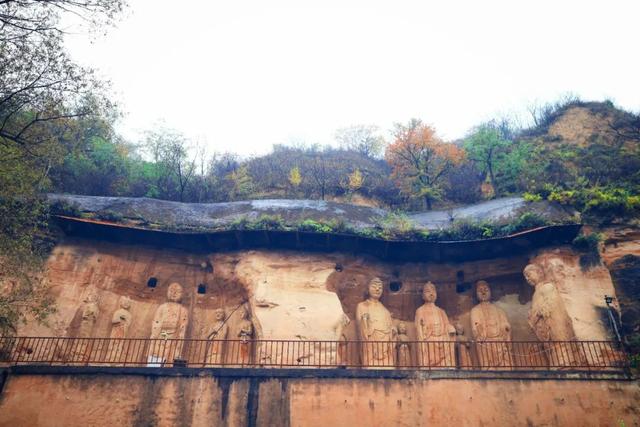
[425,195,432,210]
[488,165,495,189]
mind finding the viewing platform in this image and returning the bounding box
[1,336,628,373]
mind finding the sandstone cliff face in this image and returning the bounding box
[14,236,620,368]
[527,249,617,341]
[1,374,638,427]
[602,226,640,352]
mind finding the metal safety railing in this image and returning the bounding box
[0,336,628,370]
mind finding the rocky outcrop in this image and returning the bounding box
[527,249,618,341]
[48,194,575,232]
[610,255,640,351]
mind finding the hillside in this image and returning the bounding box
[528,101,638,144]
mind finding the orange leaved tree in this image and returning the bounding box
[385,119,465,210]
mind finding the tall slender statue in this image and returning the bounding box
[414,282,456,367]
[396,322,412,368]
[108,296,132,363]
[454,323,473,369]
[78,289,100,338]
[110,296,133,339]
[356,277,396,367]
[470,280,513,368]
[524,264,582,367]
[237,305,254,365]
[148,282,189,366]
[74,289,100,362]
[205,308,229,366]
[334,313,351,366]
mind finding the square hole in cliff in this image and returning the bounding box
[147,277,158,288]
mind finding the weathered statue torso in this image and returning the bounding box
[148,282,189,366]
[151,293,188,340]
[357,300,394,340]
[415,282,455,367]
[78,292,99,338]
[106,296,132,362]
[206,308,229,365]
[356,278,395,366]
[396,322,411,367]
[72,289,100,362]
[237,306,254,365]
[524,264,582,367]
[470,281,513,368]
[471,302,511,341]
[110,296,132,340]
[529,282,574,341]
[416,304,452,339]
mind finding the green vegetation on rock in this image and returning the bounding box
[141,211,563,243]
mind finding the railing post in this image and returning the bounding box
[85,338,95,366]
[13,337,24,365]
[122,339,131,367]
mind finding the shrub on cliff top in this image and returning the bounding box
[298,219,335,233]
[49,200,82,217]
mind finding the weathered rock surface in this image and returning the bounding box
[602,226,640,352]
[0,374,638,427]
[47,194,575,232]
[528,249,618,342]
[610,255,640,349]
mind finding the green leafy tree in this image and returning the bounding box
[54,135,131,196]
[227,165,255,201]
[0,0,125,335]
[464,122,534,196]
[144,127,196,202]
[464,125,510,188]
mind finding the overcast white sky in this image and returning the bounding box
[65,0,640,156]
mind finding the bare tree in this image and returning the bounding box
[0,0,125,152]
[526,93,581,131]
[144,127,196,202]
[334,124,386,158]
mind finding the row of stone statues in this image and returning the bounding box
[74,282,255,366]
[73,261,577,368]
[355,266,577,368]
[146,283,255,366]
[354,277,511,367]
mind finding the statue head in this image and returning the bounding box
[367,277,384,300]
[167,282,184,302]
[83,289,99,304]
[397,322,407,335]
[475,280,491,303]
[119,296,131,310]
[523,264,545,287]
[546,257,568,282]
[215,308,226,321]
[422,281,437,303]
